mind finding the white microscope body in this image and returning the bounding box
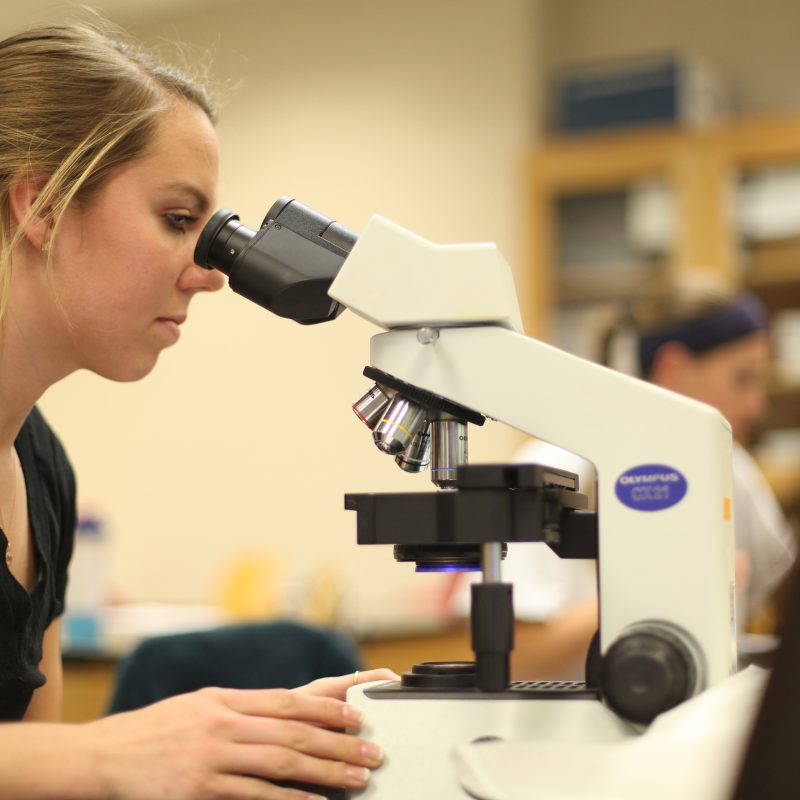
[194,198,737,799]
[328,216,737,799]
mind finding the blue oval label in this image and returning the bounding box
[615,464,688,512]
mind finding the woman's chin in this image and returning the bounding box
[92,353,161,383]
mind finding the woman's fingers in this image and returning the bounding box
[293,668,400,700]
[205,687,385,791]
[211,687,362,730]
[224,742,374,791]
[205,773,331,800]
[83,686,386,800]
[223,715,383,767]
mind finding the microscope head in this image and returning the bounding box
[194,197,354,324]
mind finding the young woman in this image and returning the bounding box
[0,20,394,799]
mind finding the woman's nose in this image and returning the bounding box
[178,260,227,294]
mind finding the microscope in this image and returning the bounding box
[195,198,737,799]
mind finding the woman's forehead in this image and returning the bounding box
[104,102,219,201]
[149,101,219,166]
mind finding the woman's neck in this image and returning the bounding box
[0,254,79,448]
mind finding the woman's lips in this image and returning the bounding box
[156,315,185,343]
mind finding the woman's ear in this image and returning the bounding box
[7,173,52,251]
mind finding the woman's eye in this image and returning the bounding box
[165,213,198,234]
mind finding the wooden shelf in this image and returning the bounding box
[529,114,800,335]
[744,237,800,312]
[747,280,800,314]
[745,236,800,272]
[760,383,800,432]
[557,262,668,305]
[531,114,800,449]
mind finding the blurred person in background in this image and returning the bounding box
[602,281,796,632]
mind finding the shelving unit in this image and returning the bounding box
[745,236,800,312]
[528,114,800,512]
[528,114,800,333]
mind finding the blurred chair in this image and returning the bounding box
[107,619,362,713]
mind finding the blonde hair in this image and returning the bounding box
[0,20,217,320]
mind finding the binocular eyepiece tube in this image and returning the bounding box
[193,197,357,325]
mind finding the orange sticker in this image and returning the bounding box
[724,497,732,521]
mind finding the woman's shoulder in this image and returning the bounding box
[20,406,75,491]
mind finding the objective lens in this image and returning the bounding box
[352,384,392,430]
[430,419,468,488]
[373,396,426,455]
[395,420,432,473]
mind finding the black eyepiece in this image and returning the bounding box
[194,209,257,276]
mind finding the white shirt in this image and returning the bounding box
[731,442,797,625]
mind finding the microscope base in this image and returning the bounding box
[345,680,638,799]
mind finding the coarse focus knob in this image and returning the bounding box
[601,628,697,724]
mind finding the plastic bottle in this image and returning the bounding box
[63,512,110,651]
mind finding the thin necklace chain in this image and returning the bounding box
[1,451,20,568]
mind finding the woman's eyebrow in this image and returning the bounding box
[159,182,211,212]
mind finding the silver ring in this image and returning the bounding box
[352,670,360,685]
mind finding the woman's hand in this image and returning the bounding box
[83,681,394,799]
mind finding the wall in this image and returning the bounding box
[36,0,543,630]
[542,0,800,118]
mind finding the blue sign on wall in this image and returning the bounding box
[615,464,688,512]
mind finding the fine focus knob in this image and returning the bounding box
[601,628,697,724]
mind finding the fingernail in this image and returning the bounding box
[361,741,383,765]
[306,795,326,800]
[342,704,363,724]
[345,766,370,786]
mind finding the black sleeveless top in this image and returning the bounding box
[0,407,75,719]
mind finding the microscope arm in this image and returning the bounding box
[368,326,734,684]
